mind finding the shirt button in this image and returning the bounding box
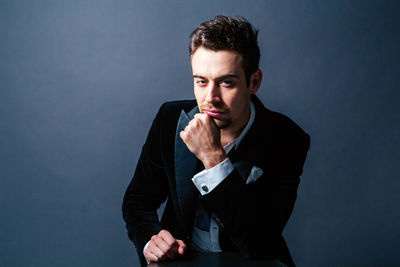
[201,184,209,193]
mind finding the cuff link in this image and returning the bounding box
[200,184,209,193]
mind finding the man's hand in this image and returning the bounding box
[180,113,227,169]
[144,229,186,263]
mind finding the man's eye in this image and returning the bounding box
[196,80,207,85]
[221,80,233,86]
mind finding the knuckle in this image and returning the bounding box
[160,229,167,235]
[166,240,175,247]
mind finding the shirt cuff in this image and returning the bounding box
[192,158,234,195]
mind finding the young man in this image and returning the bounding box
[122,15,310,267]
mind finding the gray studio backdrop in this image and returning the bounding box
[1,0,399,266]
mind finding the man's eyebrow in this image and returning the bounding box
[217,74,240,80]
[192,74,240,80]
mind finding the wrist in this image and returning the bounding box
[202,149,227,170]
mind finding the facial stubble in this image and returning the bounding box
[211,117,231,129]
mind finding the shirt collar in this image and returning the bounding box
[224,101,256,154]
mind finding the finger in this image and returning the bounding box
[151,235,174,260]
[157,230,179,259]
[147,241,166,261]
[180,130,186,139]
[154,238,176,260]
[194,113,207,121]
[145,250,159,263]
[206,115,219,128]
[195,112,207,117]
[176,240,187,255]
[158,229,175,242]
[189,117,199,127]
[158,230,178,248]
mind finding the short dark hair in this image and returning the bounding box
[189,15,260,86]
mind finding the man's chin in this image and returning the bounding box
[212,117,231,129]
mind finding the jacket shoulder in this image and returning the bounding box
[151,99,197,128]
[254,108,310,175]
[266,109,311,166]
[159,99,197,115]
[252,95,309,145]
[267,109,309,141]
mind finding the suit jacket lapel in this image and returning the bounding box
[174,106,199,234]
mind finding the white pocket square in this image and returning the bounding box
[246,166,263,184]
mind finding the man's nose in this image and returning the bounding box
[205,83,220,103]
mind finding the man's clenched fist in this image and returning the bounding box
[180,113,227,169]
[144,229,186,263]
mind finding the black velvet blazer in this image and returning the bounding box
[122,95,310,266]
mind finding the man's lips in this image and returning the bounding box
[204,109,226,117]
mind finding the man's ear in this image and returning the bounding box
[249,69,262,94]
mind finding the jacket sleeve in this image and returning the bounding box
[200,132,310,260]
[122,104,168,261]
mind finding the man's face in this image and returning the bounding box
[191,47,259,133]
